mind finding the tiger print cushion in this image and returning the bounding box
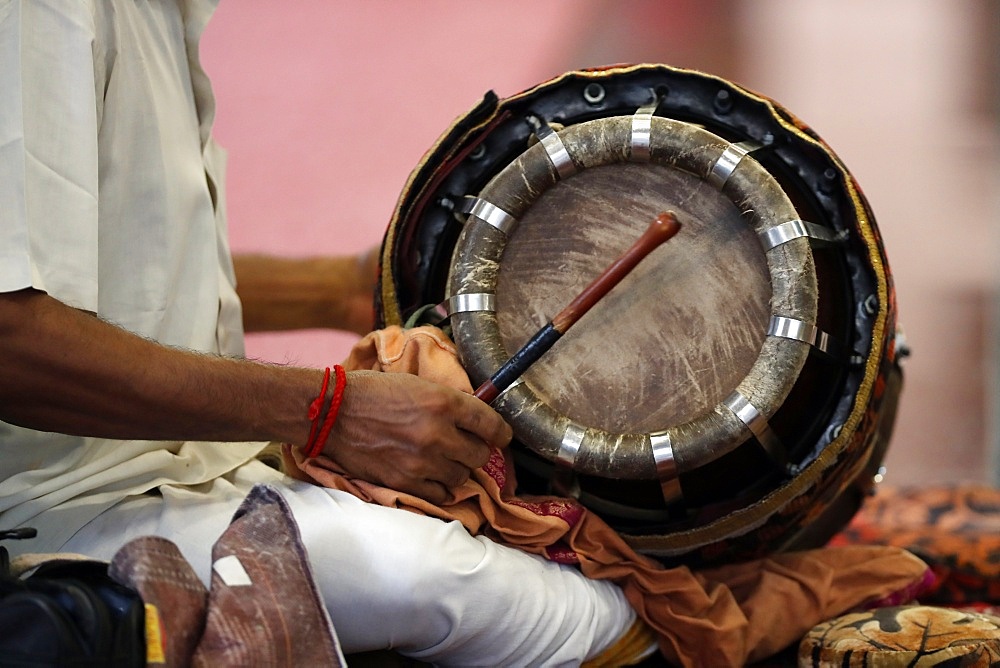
[798,605,1000,667]
[832,485,1000,605]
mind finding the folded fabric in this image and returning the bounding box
[284,326,932,666]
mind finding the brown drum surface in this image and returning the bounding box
[496,162,772,434]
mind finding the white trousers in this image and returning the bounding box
[61,460,635,666]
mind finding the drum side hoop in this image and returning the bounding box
[626,175,892,557]
[447,115,818,480]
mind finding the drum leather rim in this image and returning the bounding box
[447,116,818,490]
[628,173,892,557]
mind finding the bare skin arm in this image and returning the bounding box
[234,248,379,335]
[0,288,511,502]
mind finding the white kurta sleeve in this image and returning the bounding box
[0,1,100,311]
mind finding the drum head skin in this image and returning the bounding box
[495,160,776,435]
[377,64,903,566]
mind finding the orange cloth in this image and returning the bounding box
[284,325,931,667]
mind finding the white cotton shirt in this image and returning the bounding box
[0,0,265,553]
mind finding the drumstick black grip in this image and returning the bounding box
[474,325,561,404]
[474,212,681,405]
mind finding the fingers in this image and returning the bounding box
[369,454,467,505]
[430,456,474,489]
[429,391,511,472]
[452,390,514,450]
[407,479,452,506]
[439,428,492,471]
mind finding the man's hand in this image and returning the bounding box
[323,371,513,504]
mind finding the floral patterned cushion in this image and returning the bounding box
[798,605,1000,667]
[832,484,1000,605]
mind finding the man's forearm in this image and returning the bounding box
[0,289,320,444]
[0,288,514,503]
[234,251,377,335]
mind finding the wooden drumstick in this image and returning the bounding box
[474,211,682,404]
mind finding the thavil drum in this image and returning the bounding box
[376,64,904,566]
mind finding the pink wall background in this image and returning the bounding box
[200,2,1000,487]
[201,1,598,367]
[199,0,715,368]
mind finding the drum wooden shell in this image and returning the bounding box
[377,64,903,566]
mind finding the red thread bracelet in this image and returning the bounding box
[304,367,331,453]
[305,365,347,458]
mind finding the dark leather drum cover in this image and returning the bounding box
[376,64,904,567]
